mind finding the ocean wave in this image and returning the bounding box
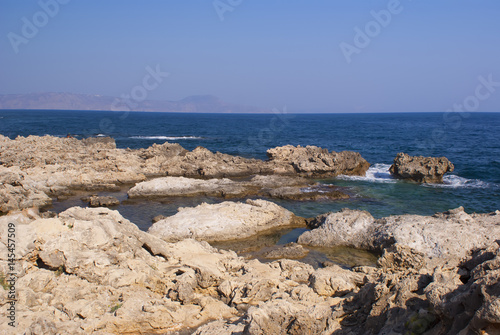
[425,175,491,189]
[337,163,396,183]
[96,134,107,137]
[130,136,203,140]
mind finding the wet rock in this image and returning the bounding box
[83,195,120,207]
[389,152,454,183]
[263,243,309,260]
[149,199,305,242]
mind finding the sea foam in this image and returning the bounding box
[130,136,203,140]
[338,163,396,183]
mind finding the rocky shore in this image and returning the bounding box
[0,135,368,213]
[1,206,499,334]
[1,134,495,334]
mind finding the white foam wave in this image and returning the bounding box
[96,134,107,137]
[426,175,490,189]
[338,163,396,183]
[130,136,203,140]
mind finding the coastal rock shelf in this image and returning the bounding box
[128,175,349,201]
[148,199,306,242]
[0,135,368,213]
[1,206,499,334]
[299,207,500,260]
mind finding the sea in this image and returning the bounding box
[1,110,499,230]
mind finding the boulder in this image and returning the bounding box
[148,199,306,242]
[266,145,370,177]
[298,209,376,250]
[84,195,120,207]
[389,152,454,183]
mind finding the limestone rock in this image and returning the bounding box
[148,199,305,242]
[128,174,349,200]
[263,243,309,260]
[389,152,454,183]
[298,209,375,249]
[84,195,120,207]
[266,145,370,177]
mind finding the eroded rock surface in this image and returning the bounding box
[1,207,499,334]
[128,174,349,201]
[299,207,500,261]
[148,199,306,242]
[0,135,367,213]
[267,145,370,177]
[389,152,454,183]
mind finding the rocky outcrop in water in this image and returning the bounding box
[1,206,499,334]
[148,199,306,242]
[299,207,500,261]
[266,145,370,177]
[128,175,349,201]
[0,135,367,213]
[389,152,454,183]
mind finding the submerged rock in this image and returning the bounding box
[148,199,306,242]
[389,152,454,183]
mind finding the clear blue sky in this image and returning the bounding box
[1,0,499,112]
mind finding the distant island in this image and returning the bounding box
[0,92,269,113]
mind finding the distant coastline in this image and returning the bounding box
[0,92,270,114]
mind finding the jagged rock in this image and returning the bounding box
[81,136,116,149]
[83,195,120,207]
[266,145,370,177]
[389,152,454,183]
[1,135,367,212]
[148,199,305,242]
[299,207,500,261]
[371,207,500,259]
[1,206,499,334]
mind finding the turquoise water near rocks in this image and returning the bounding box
[1,110,499,221]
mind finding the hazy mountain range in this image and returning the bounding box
[0,92,269,113]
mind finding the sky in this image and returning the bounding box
[0,0,499,113]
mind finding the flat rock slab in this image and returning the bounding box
[128,175,350,200]
[299,207,500,260]
[148,199,305,242]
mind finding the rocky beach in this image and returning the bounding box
[1,134,499,334]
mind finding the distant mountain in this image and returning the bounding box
[0,92,269,113]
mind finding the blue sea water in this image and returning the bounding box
[1,110,499,221]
